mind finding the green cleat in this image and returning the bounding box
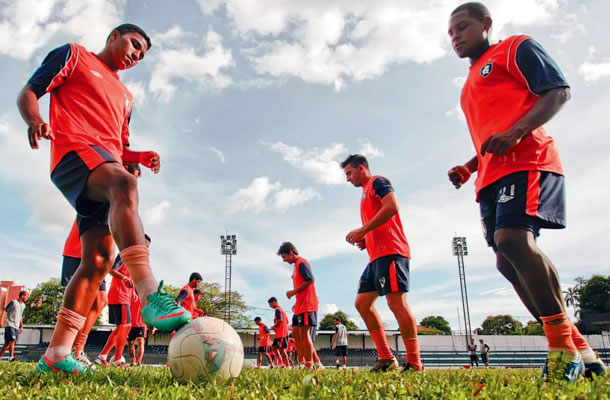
[36,354,89,375]
[141,280,191,331]
[541,350,584,382]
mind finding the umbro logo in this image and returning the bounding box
[498,194,514,203]
[362,193,367,200]
[90,70,103,78]
[480,62,493,78]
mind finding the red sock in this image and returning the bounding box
[541,313,577,351]
[370,327,393,360]
[404,337,422,370]
[570,322,590,350]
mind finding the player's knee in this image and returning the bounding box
[111,173,138,207]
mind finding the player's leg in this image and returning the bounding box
[257,349,263,368]
[264,348,273,366]
[111,304,132,365]
[386,292,422,371]
[129,338,136,365]
[298,326,314,367]
[355,290,396,371]
[84,162,190,329]
[495,252,541,323]
[136,337,145,365]
[74,289,108,363]
[39,225,114,374]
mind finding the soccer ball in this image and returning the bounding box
[168,316,244,384]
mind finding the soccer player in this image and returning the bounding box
[0,291,29,361]
[278,242,318,369]
[479,339,491,368]
[447,2,606,380]
[342,154,422,372]
[254,317,274,368]
[191,289,206,318]
[268,297,290,368]
[468,338,479,368]
[286,334,297,367]
[127,291,146,366]
[97,235,151,366]
[17,23,190,374]
[177,273,203,319]
[332,317,349,369]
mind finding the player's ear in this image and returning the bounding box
[483,16,492,34]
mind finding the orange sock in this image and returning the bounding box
[404,337,423,370]
[541,313,577,351]
[72,331,88,355]
[570,323,589,350]
[45,307,86,361]
[121,245,157,303]
[370,327,393,360]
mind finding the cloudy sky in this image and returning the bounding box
[1,0,608,331]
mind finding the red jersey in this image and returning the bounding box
[178,285,196,318]
[107,256,132,305]
[130,293,144,328]
[258,323,272,347]
[360,176,410,262]
[460,35,565,195]
[292,257,319,314]
[28,43,133,173]
[62,220,81,258]
[273,306,289,338]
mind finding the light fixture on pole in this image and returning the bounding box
[220,233,237,324]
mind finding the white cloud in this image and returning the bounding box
[149,29,234,102]
[358,139,384,158]
[197,0,560,89]
[269,141,347,185]
[124,81,148,107]
[209,147,225,163]
[322,303,339,315]
[226,176,318,214]
[0,0,123,60]
[445,103,465,121]
[143,201,171,225]
[578,61,610,83]
[451,76,466,87]
[26,187,74,234]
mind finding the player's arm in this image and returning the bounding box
[176,290,188,305]
[346,179,399,244]
[481,38,570,156]
[448,156,478,189]
[16,84,54,149]
[287,263,314,298]
[122,146,161,174]
[109,269,134,288]
[0,310,5,327]
[271,310,282,330]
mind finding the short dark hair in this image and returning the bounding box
[268,297,278,304]
[254,316,261,322]
[144,233,151,243]
[193,289,201,296]
[451,2,491,22]
[277,242,298,256]
[340,154,369,169]
[107,23,152,50]
[189,272,203,282]
[19,290,28,298]
[333,317,340,322]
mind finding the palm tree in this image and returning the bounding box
[563,286,581,318]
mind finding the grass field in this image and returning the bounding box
[1,362,609,399]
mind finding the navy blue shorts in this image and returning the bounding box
[61,256,106,291]
[127,327,146,341]
[108,304,131,325]
[358,254,410,296]
[4,327,19,343]
[293,312,318,327]
[272,337,288,349]
[479,171,566,250]
[310,325,317,341]
[258,346,272,353]
[51,146,117,235]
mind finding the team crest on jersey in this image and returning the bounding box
[379,277,386,288]
[480,62,493,78]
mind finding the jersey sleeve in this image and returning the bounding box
[4,301,15,313]
[112,255,123,271]
[298,262,314,282]
[264,326,270,334]
[513,38,569,95]
[28,44,74,97]
[176,290,188,303]
[275,309,282,321]
[372,177,394,198]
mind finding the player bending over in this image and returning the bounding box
[342,154,422,372]
[447,2,606,381]
[17,23,190,374]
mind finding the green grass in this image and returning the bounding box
[1,362,609,399]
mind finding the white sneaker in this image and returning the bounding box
[74,351,96,370]
[95,355,109,366]
[111,356,126,366]
[314,362,325,370]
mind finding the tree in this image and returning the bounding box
[23,278,64,324]
[419,316,451,335]
[563,286,581,318]
[479,315,524,335]
[524,320,545,336]
[576,275,610,314]
[166,282,253,329]
[319,311,358,331]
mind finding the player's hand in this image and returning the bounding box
[356,239,366,251]
[480,129,523,156]
[123,277,134,288]
[27,122,54,149]
[346,228,366,245]
[448,165,472,189]
[286,290,294,299]
[19,327,23,334]
[139,151,161,173]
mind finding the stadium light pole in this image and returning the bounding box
[452,236,472,346]
[220,233,237,325]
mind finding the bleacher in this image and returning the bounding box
[0,344,32,361]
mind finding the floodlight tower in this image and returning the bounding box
[452,236,472,345]
[220,233,237,324]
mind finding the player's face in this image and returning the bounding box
[448,11,489,59]
[111,31,149,70]
[280,252,296,264]
[344,165,363,187]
